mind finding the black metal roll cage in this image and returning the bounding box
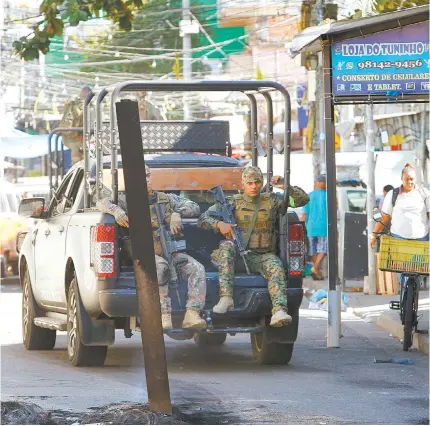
[82,80,292,212]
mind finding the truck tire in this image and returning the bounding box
[22,269,56,350]
[250,330,294,365]
[67,277,107,367]
[11,260,19,276]
[194,332,227,347]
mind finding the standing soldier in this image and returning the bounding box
[59,86,91,164]
[97,165,207,331]
[197,166,308,327]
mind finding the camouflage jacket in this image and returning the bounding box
[197,187,308,233]
[96,190,200,222]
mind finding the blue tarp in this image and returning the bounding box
[0,128,69,159]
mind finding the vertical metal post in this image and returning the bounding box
[116,99,172,415]
[279,88,292,268]
[83,92,95,209]
[61,135,64,178]
[182,0,192,119]
[322,39,340,348]
[314,0,325,178]
[54,133,59,189]
[263,92,273,192]
[364,103,377,295]
[48,132,53,195]
[282,90,292,204]
[110,91,119,204]
[96,89,108,202]
[247,94,258,167]
[420,108,428,186]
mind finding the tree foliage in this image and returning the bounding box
[14,0,147,60]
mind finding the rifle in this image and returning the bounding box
[207,185,251,274]
[153,202,187,309]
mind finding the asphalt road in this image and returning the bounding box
[1,280,429,425]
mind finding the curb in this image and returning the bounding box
[353,309,429,355]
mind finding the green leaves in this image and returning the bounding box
[14,0,148,60]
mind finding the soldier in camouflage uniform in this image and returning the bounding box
[59,87,91,164]
[197,166,309,327]
[97,165,207,331]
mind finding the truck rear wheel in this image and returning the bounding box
[194,332,227,347]
[250,330,294,365]
[22,269,56,350]
[67,277,107,367]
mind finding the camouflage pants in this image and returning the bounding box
[155,253,206,313]
[211,240,287,314]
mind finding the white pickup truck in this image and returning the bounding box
[17,154,306,367]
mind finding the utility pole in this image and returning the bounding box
[182,0,192,120]
[315,0,326,176]
[116,99,172,415]
[364,103,377,295]
[363,3,376,295]
[420,106,428,187]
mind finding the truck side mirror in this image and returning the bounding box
[18,198,46,219]
[373,207,382,222]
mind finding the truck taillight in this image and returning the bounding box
[288,223,305,277]
[90,225,116,277]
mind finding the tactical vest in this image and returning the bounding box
[234,194,273,250]
[150,192,172,256]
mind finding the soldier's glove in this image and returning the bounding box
[290,186,309,208]
[114,208,129,228]
[170,212,183,235]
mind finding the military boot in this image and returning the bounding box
[162,312,173,331]
[213,296,234,314]
[270,310,292,327]
[182,309,207,329]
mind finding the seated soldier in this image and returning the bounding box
[96,165,207,331]
[197,166,309,327]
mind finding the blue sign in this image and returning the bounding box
[332,22,429,97]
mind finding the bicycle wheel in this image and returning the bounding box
[403,279,415,351]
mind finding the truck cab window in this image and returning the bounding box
[64,169,84,213]
[49,173,74,217]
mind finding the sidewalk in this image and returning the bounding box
[303,277,429,355]
[348,291,429,355]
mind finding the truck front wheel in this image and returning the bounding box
[250,330,294,365]
[67,277,107,367]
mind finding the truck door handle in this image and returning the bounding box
[58,225,64,233]
[44,229,51,236]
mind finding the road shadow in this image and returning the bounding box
[0,278,21,292]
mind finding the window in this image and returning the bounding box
[48,172,75,217]
[64,169,84,213]
[347,190,367,213]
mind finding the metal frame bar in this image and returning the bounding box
[95,89,108,202]
[48,127,83,195]
[83,92,95,209]
[246,94,259,167]
[107,80,291,204]
[262,92,274,193]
